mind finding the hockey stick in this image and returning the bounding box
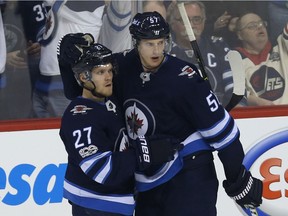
[245,204,259,216]
[226,50,246,112]
[177,3,208,82]
[177,3,245,111]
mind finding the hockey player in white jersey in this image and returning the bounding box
[58,11,263,216]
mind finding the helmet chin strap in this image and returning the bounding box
[83,81,106,99]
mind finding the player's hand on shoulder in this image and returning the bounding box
[223,165,263,208]
[57,33,94,65]
[131,135,183,171]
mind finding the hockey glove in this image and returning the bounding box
[57,33,94,65]
[223,165,263,208]
[132,135,183,171]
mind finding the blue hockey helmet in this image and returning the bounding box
[129,11,170,40]
[72,43,115,86]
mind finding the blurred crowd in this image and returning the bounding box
[0,0,288,120]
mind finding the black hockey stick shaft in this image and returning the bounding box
[177,3,209,82]
[245,204,259,216]
[178,3,245,111]
[190,39,208,81]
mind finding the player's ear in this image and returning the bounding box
[79,72,89,83]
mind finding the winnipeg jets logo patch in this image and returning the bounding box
[126,104,145,138]
[70,105,92,115]
[178,65,196,78]
[250,66,284,101]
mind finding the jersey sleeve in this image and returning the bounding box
[17,1,47,42]
[98,0,132,52]
[60,107,136,187]
[174,72,240,151]
[174,68,245,182]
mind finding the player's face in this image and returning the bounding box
[83,63,113,100]
[138,38,165,71]
[237,13,268,51]
[172,3,205,43]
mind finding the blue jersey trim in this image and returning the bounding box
[110,2,131,19]
[63,181,135,215]
[135,156,183,191]
[107,3,131,32]
[179,139,213,157]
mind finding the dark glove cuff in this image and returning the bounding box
[229,175,254,201]
[223,165,249,195]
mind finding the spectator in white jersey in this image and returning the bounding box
[32,0,105,118]
[167,1,235,107]
[234,12,288,106]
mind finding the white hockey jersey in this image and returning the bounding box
[98,0,133,52]
[237,23,288,105]
[40,2,105,76]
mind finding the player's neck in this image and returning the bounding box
[82,89,105,102]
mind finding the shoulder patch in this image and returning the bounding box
[106,100,117,113]
[70,105,93,115]
[79,145,98,158]
[178,65,197,78]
